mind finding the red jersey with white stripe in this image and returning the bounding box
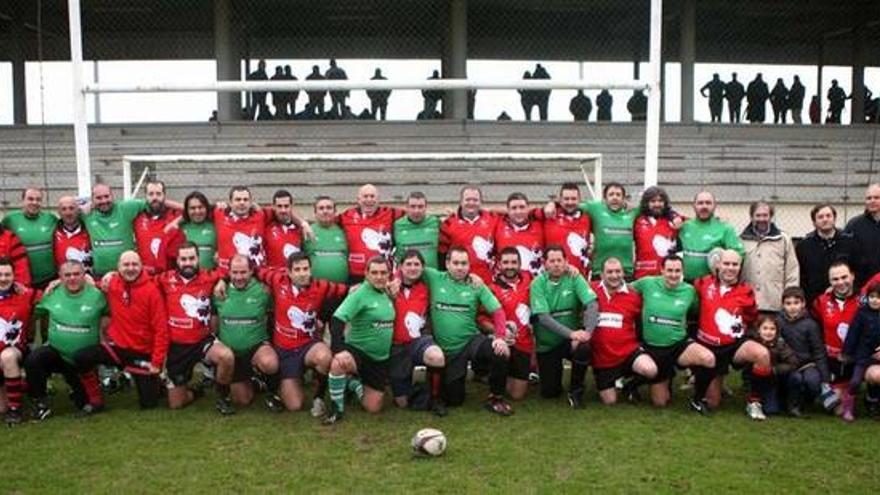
[812,292,860,359]
[694,275,758,347]
[542,207,591,276]
[338,206,401,277]
[134,208,181,274]
[439,210,500,282]
[495,218,545,277]
[265,222,303,269]
[259,269,348,350]
[487,272,534,353]
[393,280,429,345]
[0,287,37,352]
[156,269,225,345]
[213,207,267,268]
[634,214,681,279]
[53,224,92,273]
[591,281,642,369]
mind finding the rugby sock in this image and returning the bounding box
[5,376,24,411]
[79,371,104,407]
[347,377,364,401]
[428,367,443,400]
[314,373,328,399]
[328,373,347,413]
[693,366,714,401]
[265,373,280,395]
[749,366,773,403]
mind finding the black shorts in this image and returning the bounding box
[593,349,644,391]
[705,339,747,375]
[232,342,271,383]
[644,339,693,382]
[828,357,855,384]
[166,336,215,386]
[344,343,389,392]
[277,340,321,380]
[389,336,435,398]
[446,334,492,384]
[508,347,531,381]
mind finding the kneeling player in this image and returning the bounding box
[591,257,657,404]
[214,255,279,407]
[325,256,395,424]
[389,250,446,413]
[0,258,38,424]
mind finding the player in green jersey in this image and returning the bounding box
[631,254,716,414]
[25,260,108,421]
[304,196,349,283]
[84,183,147,276]
[678,191,745,282]
[324,256,395,424]
[530,245,598,409]
[393,191,440,269]
[178,191,218,270]
[2,188,58,287]
[579,182,639,278]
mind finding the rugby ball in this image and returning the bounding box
[411,428,447,457]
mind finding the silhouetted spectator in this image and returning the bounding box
[366,68,391,120]
[519,71,535,120]
[770,78,789,124]
[532,64,551,121]
[596,89,613,121]
[569,90,592,121]
[724,72,745,123]
[422,70,443,119]
[746,73,769,123]
[247,59,269,121]
[700,73,725,122]
[468,90,476,120]
[283,65,298,118]
[627,90,647,121]
[270,66,287,119]
[826,79,848,124]
[209,110,218,122]
[788,75,805,124]
[865,87,880,123]
[306,65,326,117]
[497,111,512,121]
[809,95,821,124]
[325,59,349,118]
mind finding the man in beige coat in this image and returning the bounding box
[740,201,799,312]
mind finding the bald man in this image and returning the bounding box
[83,184,148,277]
[677,191,745,282]
[53,196,92,273]
[336,184,403,283]
[2,187,58,288]
[844,183,880,288]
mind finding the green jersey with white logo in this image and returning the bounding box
[3,210,58,284]
[631,276,698,347]
[181,221,217,270]
[333,282,395,361]
[529,271,597,353]
[393,215,440,268]
[580,200,638,276]
[678,216,745,282]
[35,285,107,363]
[421,267,501,354]
[84,199,146,275]
[214,278,271,353]
[304,223,349,283]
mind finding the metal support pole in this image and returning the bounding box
[644,0,663,188]
[68,0,92,197]
[679,0,695,123]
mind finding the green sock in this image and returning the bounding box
[347,377,364,401]
[328,373,347,414]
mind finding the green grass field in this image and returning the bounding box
[6,377,878,494]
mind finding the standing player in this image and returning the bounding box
[678,191,744,282]
[304,196,349,283]
[74,251,169,410]
[393,192,440,269]
[26,260,107,421]
[214,254,278,407]
[811,261,859,407]
[633,186,683,279]
[325,256,396,423]
[439,186,501,282]
[162,191,217,271]
[134,181,181,274]
[530,245,597,408]
[632,255,716,414]
[53,196,92,272]
[579,182,639,279]
[0,258,38,424]
[2,187,57,288]
[389,250,446,411]
[495,192,545,276]
[84,183,147,277]
[542,182,591,276]
[156,242,235,414]
[338,184,403,283]
[213,186,268,268]
[591,257,658,405]
[264,190,304,269]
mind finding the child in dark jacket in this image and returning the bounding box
[840,283,880,421]
[751,315,800,415]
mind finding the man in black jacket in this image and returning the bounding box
[844,184,880,289]
[796,204,857,304]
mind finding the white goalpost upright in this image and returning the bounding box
[67,0,662,197]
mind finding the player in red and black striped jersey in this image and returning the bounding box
[54,196,92,273]
[494,193,545,277]
[542,183,591,277]
[478,247,534,400]
[0,257,38,424]
[439,185,502,282]
[155,242,235,414]
[591,257,658,405]
[265,190,304,270]
[256,252,348,415]
[634,186,684,280]
[134,181,182,275]
[213,186,268,269]
[337,184,403,283]
[0,224,30,287]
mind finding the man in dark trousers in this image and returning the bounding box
[769,78,789,124]
[421,70,443,119]
[569,90,592,121]
[325,59,349,119]
[724,73,745,123]
[746,73,769,123]
[366,68,391,120]
[519,71,535,121]
[788,75,805,124]
[248,60,269,121]
[283,65,298,118]
[596,89,613,121]
[827,80,849,124]
[306,65,327,118]
[700,73,725,122]
[627,90,647,121]
[532,64,552,121]
[270,66,286,120]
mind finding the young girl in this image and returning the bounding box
[749,315,799,417]
[841,282,880,422]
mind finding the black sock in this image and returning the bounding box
[314,373,328,399]
[693,367,715,401]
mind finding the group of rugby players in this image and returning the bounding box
[0,179,878,426]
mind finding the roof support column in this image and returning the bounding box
[679,0,695,123]
[442,0,468,120]
[214,0,242,121]
[851,25,866,124]
[11,3,27,125]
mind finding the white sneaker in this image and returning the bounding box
[746,401,766,421]
[310,397,327,418]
